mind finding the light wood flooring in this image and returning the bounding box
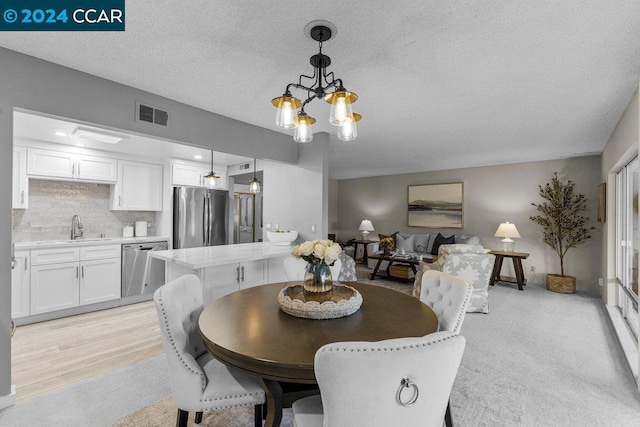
[11,301,163,403]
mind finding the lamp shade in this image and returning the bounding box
[293,113,316,143]
[359,220,374,232]
[494,222,521,242]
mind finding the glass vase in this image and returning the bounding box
[303,262,333,303]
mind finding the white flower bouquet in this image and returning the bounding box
[292,239,342,266]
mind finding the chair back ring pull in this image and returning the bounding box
[396,377,419,407]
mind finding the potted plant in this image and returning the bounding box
[530,172,595,293]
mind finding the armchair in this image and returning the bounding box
[414,244,495,313]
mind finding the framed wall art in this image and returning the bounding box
[407,182,464,228]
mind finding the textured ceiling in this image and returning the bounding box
[1,1,639,179]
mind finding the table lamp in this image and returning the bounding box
[359,219,375,240]
[494,222,521,252]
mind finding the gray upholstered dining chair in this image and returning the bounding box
[153,274,265,427]
[292,331,466,427]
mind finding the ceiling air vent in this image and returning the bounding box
[240,163,251,170]
[136,102,169,126]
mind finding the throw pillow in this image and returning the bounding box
[413,234,431,253]
[396,234,415,253]
[431,233,455,255]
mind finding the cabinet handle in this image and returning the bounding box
[81,266,84,278]
[25,256,27,271]
[241,265,245,282]
[72,162,76,177]
[77,163,80,177]
[236,266,240,283]
[76,266,79,279]
[119,195,122,206]
[21,190,24,205]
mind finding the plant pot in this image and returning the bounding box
[546,274,576,294]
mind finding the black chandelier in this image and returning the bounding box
[271,21,361,143]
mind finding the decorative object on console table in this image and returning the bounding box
[494,222,520,252]
[292,239,342,302]
[530,172,595,294]
[407,182,463,228]
[358,219,375,240]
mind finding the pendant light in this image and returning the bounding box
[249,159,261,193]
[271,21,361,143]
[203,150,219,187]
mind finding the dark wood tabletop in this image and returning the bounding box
[198,282,438,426]
[198,282,439,383]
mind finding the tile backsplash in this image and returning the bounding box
[12,180,157,242]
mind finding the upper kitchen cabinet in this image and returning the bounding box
[27,147,117,183]
[111,160,163,211]
[13,146,28,209]
[171,160,228,190]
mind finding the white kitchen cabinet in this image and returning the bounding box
[79,245,121,305]
[112,160,163,211]
[27,148,117,183]
[31,262,80,315]
[171,163,209,187]
[171,161,228,190]
[11,250,30,319]
[30,244,122,315]
[200,260,266,303]
[80,258,121,305]
[267,255,288,284]
[12,146,28,209]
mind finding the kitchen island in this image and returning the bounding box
[149,242,293,303]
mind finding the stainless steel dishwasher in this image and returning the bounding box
[121,240,169,305]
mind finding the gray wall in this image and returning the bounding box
[333,156,603,292]
[0,47,304,402]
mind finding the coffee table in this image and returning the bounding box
[198,282,438,426]
[368,254,421,280]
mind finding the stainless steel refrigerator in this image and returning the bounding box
[173,187,228,249]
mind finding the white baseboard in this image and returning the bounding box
[0,385,16,411]
[605,305,638,386]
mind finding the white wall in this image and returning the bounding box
[0,47,308,405]
[262,133,329,243]
[334,156,602,291]
[601,88,639,303]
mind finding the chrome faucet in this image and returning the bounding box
[71,214,84,240]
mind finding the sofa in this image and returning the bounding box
[366,232,481,271]
[413,244,495,313]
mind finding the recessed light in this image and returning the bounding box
[75,143,85,147]
[72,126,128,144]
[194,155,202,160]
[55,131,67,137]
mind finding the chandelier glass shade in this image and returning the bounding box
[271,21,361,143]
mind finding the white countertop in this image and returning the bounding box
[14,236,170,250]
[149,242,293,269]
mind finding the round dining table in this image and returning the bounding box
[198,282,439,426]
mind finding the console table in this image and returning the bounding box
[351,239,372,264]
[489,250,529,291]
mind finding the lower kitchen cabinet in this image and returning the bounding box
[80,257,121,305]
[202,260,267,302]
[31,262,80,315]
[28,244,122,316]
[11,250,30,319]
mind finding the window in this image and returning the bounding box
[616,156,639,339]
